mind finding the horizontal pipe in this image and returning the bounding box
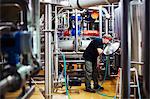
[54,52,83,55]
[59,54,83,59]
[130,61,144,65]
[69,0,119,9]
[42,30,55,32]
[59,60,85,63]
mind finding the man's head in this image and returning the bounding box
[102,34,112,44]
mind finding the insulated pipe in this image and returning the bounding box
[58,40,74,50]
[69,0,119,9]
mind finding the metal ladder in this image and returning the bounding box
[115,67,141,99]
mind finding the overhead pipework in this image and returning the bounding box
[69,0,119,9]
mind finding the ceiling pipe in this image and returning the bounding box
[69,0,119,9]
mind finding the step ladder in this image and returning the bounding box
[115,67,141,99]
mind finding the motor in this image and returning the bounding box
[0,30,32,65]
[70,14,82,36]
[0,26,41,98]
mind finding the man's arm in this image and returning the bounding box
[97,48,103,55]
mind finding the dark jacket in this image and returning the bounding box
[83,38,103,62]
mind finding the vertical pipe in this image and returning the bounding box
[105,19,109,35]
[20,11,24,25]
[31,0,41,61]
[137,4,142,76]
[67,10,70,29]
[99,6,103,38]
[111,4,115,38]
[75,9,79,52]
[54,6,59,80]
[108,6,111,15]
[87,23,89,30]
[143,0,150,98]
[83,19,87,30]
[45,3,52,99]
[121,0,131,98]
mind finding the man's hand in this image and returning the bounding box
[97,48,103,55]
[96,63,104,69]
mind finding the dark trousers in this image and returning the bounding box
[84,60,99,88]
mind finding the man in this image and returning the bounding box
[83,34,112,93]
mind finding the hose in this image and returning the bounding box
[60,51,113,99]
[100,56,109,86]
[97,55,116,99]
[60,52,72,99]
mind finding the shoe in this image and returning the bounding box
[84,87,96,93]
[94,85,104,90]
